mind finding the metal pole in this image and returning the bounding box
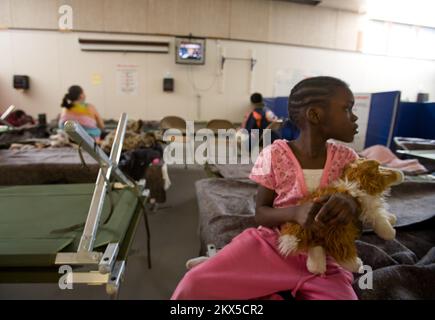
[64,113,133,252]
[64,118,133,187]
[0,105,15,125]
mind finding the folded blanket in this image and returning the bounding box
[354,220,435,299]
[360,145,427,174]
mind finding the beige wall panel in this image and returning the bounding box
[148,0,230,38]
[10,0,58,29]
[172,0,202,36]
[230,0,269,42]
[0,0,11,28]
[0,31,13,114]
[104,0,148,34]
[193,0,230,38]
[61,0,105,31]
[335,10,359,51]
[268,2,303,45]
[5,0,362,54]
[147,0,177,35]
[300,6,337,49]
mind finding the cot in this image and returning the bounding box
[0,113,151,297]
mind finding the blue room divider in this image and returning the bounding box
[395,102,435,140]
[264,97,289,119]
[364,91,401,149]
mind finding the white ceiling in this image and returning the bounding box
[275,0,435,28]
[319,0,368,13]
[270,0,368,13]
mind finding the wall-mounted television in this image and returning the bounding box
[175,37,206,65]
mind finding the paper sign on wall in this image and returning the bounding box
[347,93,372,152]
[273,68,318,97]
[116,64,138,96]
[91,73,102,86]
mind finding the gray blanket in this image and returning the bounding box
[0,148,98,185]
[355,224,435,299]
[210,164,254,181]
[0,148,167,202]
[196,178,435,299]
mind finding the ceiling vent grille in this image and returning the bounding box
[78,38,170,53]
[271,0,322,6]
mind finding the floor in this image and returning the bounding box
[0,164,207,300]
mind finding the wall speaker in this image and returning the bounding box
[13,75,30,90]
[163,78,174,92]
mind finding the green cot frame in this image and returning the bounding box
[0,113,149,296]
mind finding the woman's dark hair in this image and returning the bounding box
[14,110,26,118]
[61,85,83,109]
[250,92,263,104]
[288,76,349,128]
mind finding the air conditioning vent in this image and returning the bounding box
[78,38,170,53]
[271,0,322,6]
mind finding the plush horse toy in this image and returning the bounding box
[278,159,404,274]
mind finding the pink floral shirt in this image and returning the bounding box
[249,139,359,208]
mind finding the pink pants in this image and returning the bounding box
[171,227,357,300]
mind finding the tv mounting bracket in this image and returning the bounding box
[220,56,257,71]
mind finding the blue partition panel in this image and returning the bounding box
[263,97,276,110]
[394,102,435,140]
[264,97,288,119]
[273,97,289,119]
[365,91,400,148]
[419,103,435,139]
[394,102,421,138]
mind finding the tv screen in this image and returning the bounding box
[175,37,205,65]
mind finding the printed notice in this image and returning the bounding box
[117,64,138,95]
[341,93,372,152]
[273,68,318,97]
[91,73,102,86]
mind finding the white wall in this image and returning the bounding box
[1,29,435,122]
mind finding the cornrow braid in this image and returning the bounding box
[288,76,349,127]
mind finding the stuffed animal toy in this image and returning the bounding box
[278,159,404,274]
[101,120,159,153]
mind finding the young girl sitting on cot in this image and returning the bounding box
[172,76,361,300]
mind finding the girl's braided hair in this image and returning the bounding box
[288,76,349,128]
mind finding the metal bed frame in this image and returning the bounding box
[53,113,148,296]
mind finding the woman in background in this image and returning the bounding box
[59,85,104,139]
